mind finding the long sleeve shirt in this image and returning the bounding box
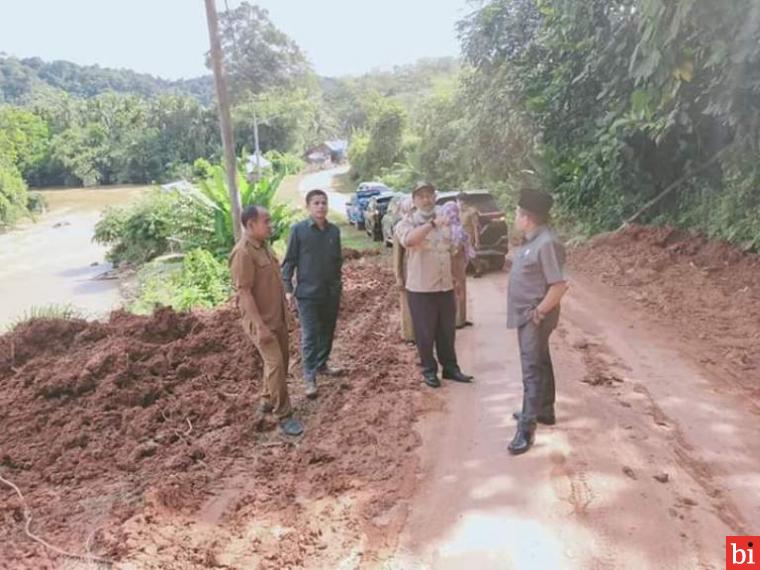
[281,218,342,299]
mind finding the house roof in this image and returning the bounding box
[246,152,271,172]
[324,139,348,152]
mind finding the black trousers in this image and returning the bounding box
[407,290,458,375]
[517,310,559,424]
[298,294,340,380]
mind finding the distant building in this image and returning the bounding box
[304,139,348,165]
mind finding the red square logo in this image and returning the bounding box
[727,536,759,569]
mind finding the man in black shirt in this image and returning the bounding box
[282,189,343,399]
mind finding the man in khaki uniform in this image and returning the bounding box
[395,182,474,388]
[229,205,304,436]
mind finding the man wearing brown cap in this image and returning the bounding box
[507,189,568,455]
[395,182,474,388]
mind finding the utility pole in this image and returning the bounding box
[204,0,242,241]
[252,104,262,181]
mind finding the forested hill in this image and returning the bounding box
[0,56,214,105]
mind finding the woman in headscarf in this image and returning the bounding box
[393,196,416,343]
[442,201,475,329]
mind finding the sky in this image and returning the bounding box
[0,0,473,79]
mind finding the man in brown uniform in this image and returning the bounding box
[458,192,483,278]
[229,205,304,436]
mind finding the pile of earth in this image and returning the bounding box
[0,261,428,569]
[571,224,760,392]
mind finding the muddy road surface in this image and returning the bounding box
[392,229,759,569]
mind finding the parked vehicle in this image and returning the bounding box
[382,194,409,246]
[364,191,398,242]
[345,182,389,229]
[437,190,509,271]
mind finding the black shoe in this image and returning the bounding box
[508,423,536,455]
[279,416,304,436]
[422,372,441,388]
[512,411,556,426]
[258,401,274,414]
[442,369,474,383]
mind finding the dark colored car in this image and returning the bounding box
[364,191,397,241]
[437,190,509,271]
[345,182,389,229]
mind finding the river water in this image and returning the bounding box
[0,186,146,329]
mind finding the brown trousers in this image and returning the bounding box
[248,323,292,419]
[394,237,415,342]
[400,290,415,342]
[452,249,468,327]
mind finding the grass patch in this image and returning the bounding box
[332,212,386,252]
[8,304,84,331]
[274,173,305,206]
[333,171,355,194]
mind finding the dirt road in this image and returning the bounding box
[392,267,759,569]
[298,165,350,215]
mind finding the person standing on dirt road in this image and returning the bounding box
[458,192,484,278]
[443,200,475,330]
[507,189,569,455]
[229,206,304,437]
[282,189,343,400]
[395,182,474,388]
[393,196,416,344]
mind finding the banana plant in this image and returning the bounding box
[187,158,294,255]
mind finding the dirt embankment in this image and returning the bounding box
[571,224,760,395]
[0,260,427,569]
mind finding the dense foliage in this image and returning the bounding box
[0,56,215,105]
[450,0,760,245]
[93,162,294,266]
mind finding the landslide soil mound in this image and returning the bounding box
[571,224,760,393]
[0,261,425,568]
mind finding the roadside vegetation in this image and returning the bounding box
[92,158,297,313]
[6,304,83,332]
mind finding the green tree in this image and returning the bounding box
[213,2,312,98]
[349,99,408,180]
[0,106,51,181]
[0,153,28,227]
